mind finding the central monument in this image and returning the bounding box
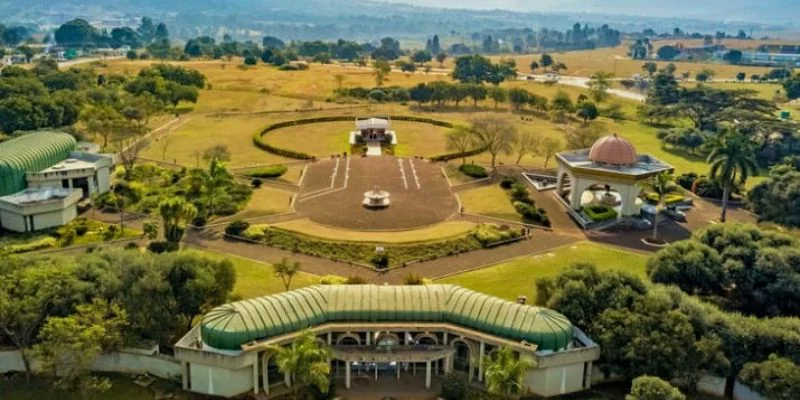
[363,185,391,208]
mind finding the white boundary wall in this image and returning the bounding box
[0,350,180,380]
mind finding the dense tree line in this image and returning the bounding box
[54,17,169,50]
[536,257,800,399]
[0,248,235,384]
[647,223,800,317]
[748,165,800,228]
[0,24,32,47]
[473,23,621,54]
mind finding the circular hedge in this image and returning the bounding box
[252,115,482,161]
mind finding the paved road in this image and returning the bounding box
[525,74,647,102]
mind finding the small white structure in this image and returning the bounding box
[555,134,673,226]
[26,152,114,199]
[363,185,391,208]
[349,117,397,145]
[0,188,82,232]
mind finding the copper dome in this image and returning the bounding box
[588,134,637,166]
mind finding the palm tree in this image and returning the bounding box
[273,258,300,291]
[188,159,235,215]
[639,172,678,242]
[158,197,197,243]
[706,129,758,222]
[483,347,535,396]
[269,330,332,399]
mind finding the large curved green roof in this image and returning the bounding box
[201,285,573,352]
[0,131,76,196]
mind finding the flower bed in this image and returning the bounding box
[502,182,550,227]
[234,223,522,269]
[583,205,618,222]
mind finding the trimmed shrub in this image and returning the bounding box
[692,176,739,199]
[147,241,179,254]
[500,177,518,189]
[458,163,488,178]
[252,179,263,188]
[124,242,139,250]
[371,253,389,269]
[319,275,348,285]
[225,220,250,236]
[245,165,288,179]
[676,172,698,190]
[584,205,618,221]
[510,184,533,204]
[645,193,686,205]
[254,115,454,160]
[191,214,208,227]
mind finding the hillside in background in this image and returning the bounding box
[1,0,798,41]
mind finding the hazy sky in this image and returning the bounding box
[379,0,797,23]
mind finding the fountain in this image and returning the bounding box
[363,185,391,208]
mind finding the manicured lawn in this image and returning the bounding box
[140,114,291,168]
[185,249,321,299]
[212,187,295,223]
[438,241,648,302]
[265,120,353,157]
[391,120,451,157]
[0,219,140,256]
[458,185,522,222]
[273,218,476,243]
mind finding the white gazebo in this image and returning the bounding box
[555,134,673,221]
[349,117,397,145]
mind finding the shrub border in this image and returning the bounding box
[253,115,484,160]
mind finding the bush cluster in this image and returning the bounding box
[676,172,698,190]
[502,183,550,226]
[245,165,288,178]
[458,163,488,178]
[236,224,520,268]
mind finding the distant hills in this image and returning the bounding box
[2,0,797,41]
[389,0,800,25]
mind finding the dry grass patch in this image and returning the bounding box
[458,185,521,222]
[273,218,476,243]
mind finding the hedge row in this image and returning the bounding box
[253,116,456,160]
[430,146,487,162]
[245,165,288,178]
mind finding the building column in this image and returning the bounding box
[285,371,291,388]
[425,361,432,389]
[345,361,351,389]
[182,362,189,390]
[569,177,583,210]
[327,332,332,345]
[468,353,475,383]
[366,331,371,345]
[253,356,260,394]
[445,355,453,373]
[443,332,448,346]
[375,363,378,381]
[397,363,401,380]
[263,356,270,395]
[478,342,485,382]
[584,361,593,389]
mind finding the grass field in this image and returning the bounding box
[187,249,320,298]
[444,163,484,185]
[273,218,476,243]
[438,241,649,302]
[481,44,774,79]
[458,185,521,222]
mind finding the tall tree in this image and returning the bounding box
[470,115,518,169]
[706,129,758,222]
[273,258,301,292]
[372,59,391,87]
[158,197,197,243]
[446,126,477,165]
[483,347,535,395]
[588,71,612,103]
[80,105,125,148]
[270,330,333,398]
[514,131,540,165]
[0,258,81,379]
[188,159,235,215]
[638,172,677,242]
[538,137,562,168]
[33,300,126,395]
[740,354,800,400]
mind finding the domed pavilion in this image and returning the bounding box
[555,134,673,226]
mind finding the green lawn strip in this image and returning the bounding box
[272,219,476,244]
[437,241,648,302]
[0,219,140,255]
[184,249,321,299]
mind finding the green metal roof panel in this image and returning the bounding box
[200,285,574,352]
[0,131,76,196]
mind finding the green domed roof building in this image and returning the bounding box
[176,284,600,399]
[0,131,76,196]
